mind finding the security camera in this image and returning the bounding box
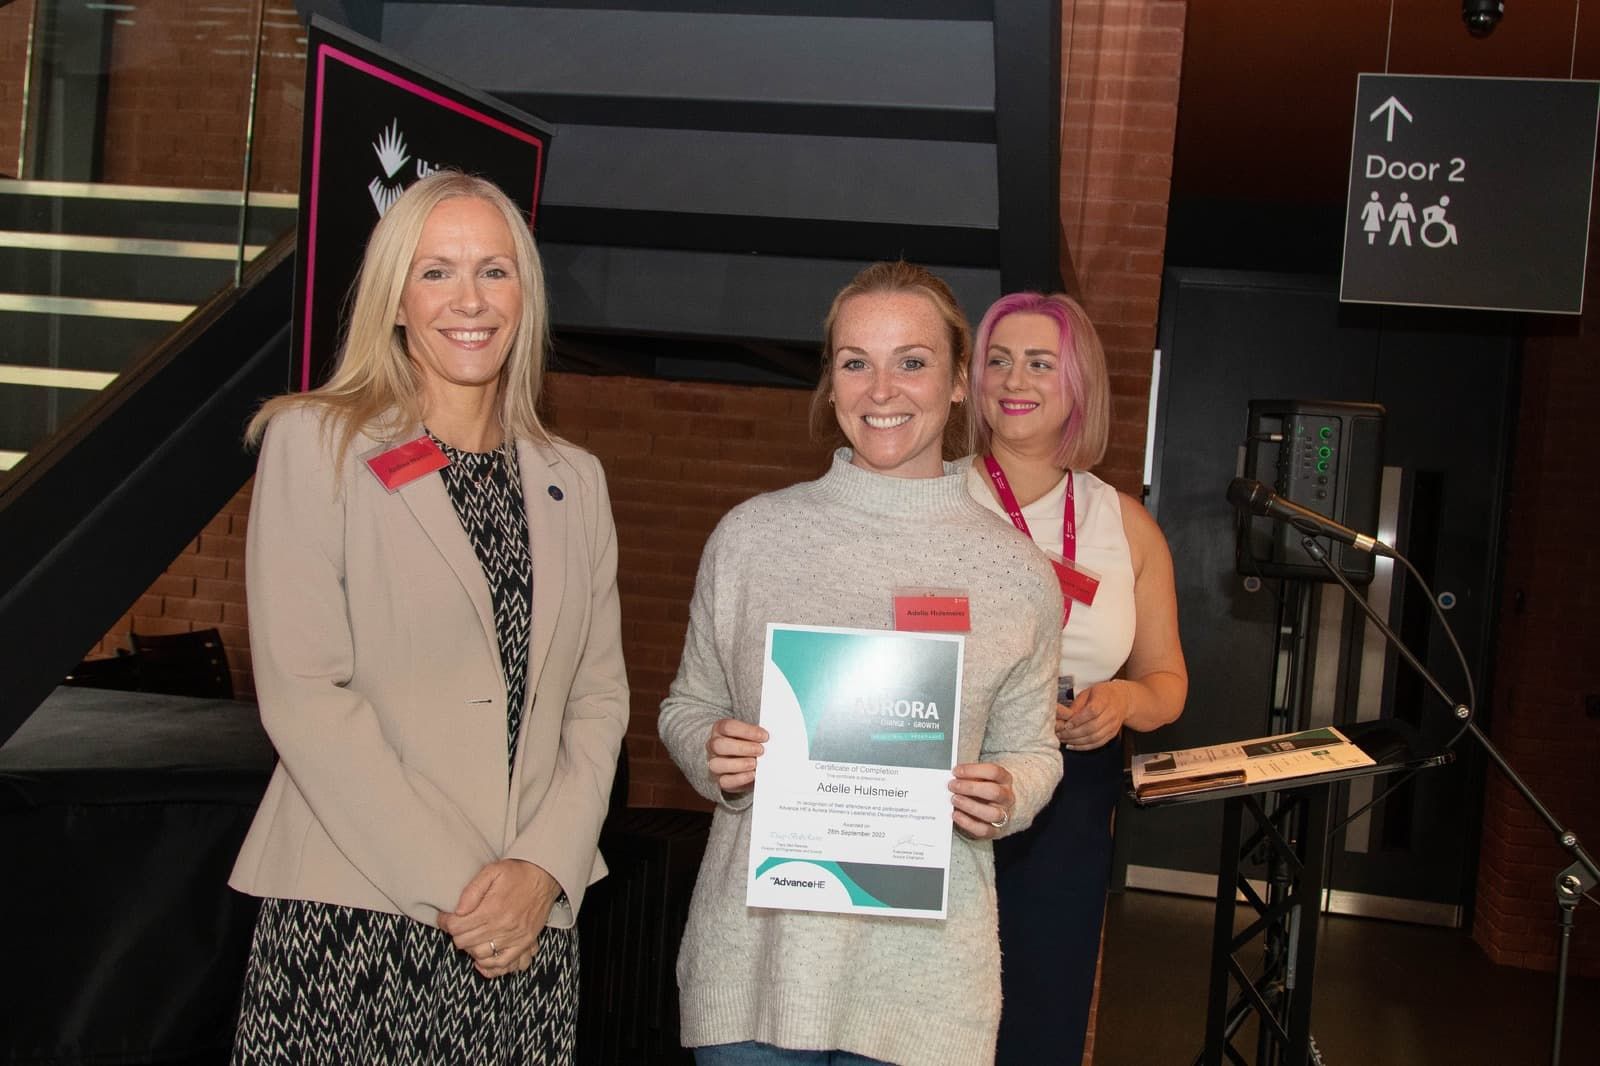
[1463,0,1503,36]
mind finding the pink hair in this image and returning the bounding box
[967,292,1109,470]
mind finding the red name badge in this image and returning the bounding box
[1051,558,1100,608]
[894,594,972,632]
[365,436,449,493]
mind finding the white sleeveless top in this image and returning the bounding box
[965,462,1137,689]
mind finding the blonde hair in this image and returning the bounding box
[807,261,971,454]
[967,292,1109,470]
[246,171,551,466]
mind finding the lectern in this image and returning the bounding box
[1133,718,1450,1066]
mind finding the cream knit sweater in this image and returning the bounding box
[659,451,1065,1066]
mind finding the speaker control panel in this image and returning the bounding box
[1279,415,1342,512]
[1242,399,1384,584]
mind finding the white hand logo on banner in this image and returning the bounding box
[368,119,412,217]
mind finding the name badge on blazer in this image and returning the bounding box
[364,435,449,493]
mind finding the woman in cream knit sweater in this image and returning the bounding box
[659,262,1064,1066]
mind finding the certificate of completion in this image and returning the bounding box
[747,623,963,919]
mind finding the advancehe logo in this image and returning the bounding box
[768,876,824,889]
[366,119,440,217]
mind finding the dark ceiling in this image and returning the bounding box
[1169,0,1599,271]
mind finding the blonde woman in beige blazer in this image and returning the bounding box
[228,172,628,1064]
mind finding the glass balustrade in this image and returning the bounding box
[0,0,306,478]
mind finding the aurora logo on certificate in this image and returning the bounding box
[747,624,963,919]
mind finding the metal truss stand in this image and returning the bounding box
[1138,721,1443,1066]
[1198,785,1331,1066]
[1194,573,1329,1066]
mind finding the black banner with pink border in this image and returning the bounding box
[292,17,553,390]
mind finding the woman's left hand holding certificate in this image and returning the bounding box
[948,761,1015,839]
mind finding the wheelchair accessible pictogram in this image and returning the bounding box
[1420,195,1459,248]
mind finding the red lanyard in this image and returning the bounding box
[982,455,1077,625]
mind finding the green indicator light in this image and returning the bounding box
[1318,446,1332,458]
[1319,426,1333,440]
[1317,460,1329,472]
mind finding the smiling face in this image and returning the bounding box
[396,195,523,410]
[829,290,966,479]
[978,311,1072,457]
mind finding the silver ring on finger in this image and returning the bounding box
[489,939,500,958]
[989,806,1010,830]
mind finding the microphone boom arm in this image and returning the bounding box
[1298,534,1597,1066]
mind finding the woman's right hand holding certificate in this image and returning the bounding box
[705,718,769,794]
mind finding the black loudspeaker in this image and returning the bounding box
[1237,399,1386,584]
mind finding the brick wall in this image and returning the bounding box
[89,481,256,699]
[540,375,831,808]
[0,0,303,189]
[247,2,307,194]
[0,0,32,179]
[1060,0,1186,496]
[97,0,304,191]
[1471,295,1600,978]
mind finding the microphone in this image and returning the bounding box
[1226,477,1394,557]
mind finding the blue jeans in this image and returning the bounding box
[694,1042,892,1066]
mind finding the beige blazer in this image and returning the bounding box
[229,405,629,929]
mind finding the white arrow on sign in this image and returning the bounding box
[1369,96,1413,143]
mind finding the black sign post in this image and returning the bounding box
[1341,74,1600,314]
[291,18,554,390]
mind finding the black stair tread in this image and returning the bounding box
[0,381,100,453]
[0,311,176,373]
[0,191,296,246]
[1,246,234,304]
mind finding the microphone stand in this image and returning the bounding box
[1299,535,1599,1066]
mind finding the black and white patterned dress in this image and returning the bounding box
[232,437,578,1065]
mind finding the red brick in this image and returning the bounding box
[215,625,250,651]
[164,597,224,624]
[198,533,246,558]
[167,552,229,579]
[149,573,196,598]
[584,429,654,458]
[133,616,193,637]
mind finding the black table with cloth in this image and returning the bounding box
[0,687,273,1064]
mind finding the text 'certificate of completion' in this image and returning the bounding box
[747,623,963,919]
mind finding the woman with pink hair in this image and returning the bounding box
[965,292,1189,1064]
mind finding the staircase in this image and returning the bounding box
[0,180,297,477]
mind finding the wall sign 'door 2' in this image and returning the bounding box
[1341,73,1600,315]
